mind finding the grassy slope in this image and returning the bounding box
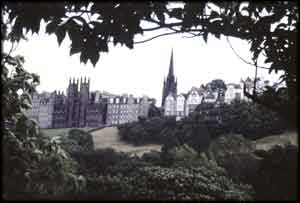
[41,127,94,137]
[253,131,298,151]
[91,126,162,157]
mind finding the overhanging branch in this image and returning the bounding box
[134,31,183,44]
[226,36,270,70]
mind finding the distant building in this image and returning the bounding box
[26,92,54,128]
[106,95,151,125]
[185,87,203,116]
[164,93,176,117]
[176,94,186,120]
[52,91,67,128]
[86,92,107,127]
[224,83,244,104]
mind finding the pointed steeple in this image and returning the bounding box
[168,49,174,78]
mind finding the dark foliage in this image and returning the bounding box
[195,100,288,140]
[119,101,288,155]
[118,116,211,153]
[148,103,162,118]
[206,134,298,200]
[60,129,94,159]
[253,145,298,200]
[68,149,253,200]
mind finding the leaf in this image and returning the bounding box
[203,32,208,43]
[156,12,165,23]
[80,50,88,64]
[210,11,220,19]
[70,41,81,56]
[45,19,61,34]
[169,8,183,19]
[55,26,66,46]
[90,52,100,67]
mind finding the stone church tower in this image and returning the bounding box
[66,78,79,127]
[65,77,90,128]
[162,49,177,107]
[79,77,90,127]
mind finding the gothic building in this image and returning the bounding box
[162,49,177,107]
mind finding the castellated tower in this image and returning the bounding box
[79,77,90,127]
[66,77,80,127]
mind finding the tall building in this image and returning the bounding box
[64,77,91,128]
[52,90,67,128]
[162,49,177,107]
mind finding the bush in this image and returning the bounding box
[60,129,94,155]
[82,165,253,200]
[253,145,298,200]
[63,147,253,200]
[118,116,211,153]
[70,148,135,175]
[195,101,288,140]
[205,134,298,200]
[205,134,261,184]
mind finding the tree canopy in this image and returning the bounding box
[2,1,298,126]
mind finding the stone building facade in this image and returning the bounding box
[26,92,54,128]
[27,77,152,128]
[106,95,151,125]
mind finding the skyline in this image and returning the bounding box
[4,20,283,107]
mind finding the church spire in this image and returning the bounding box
[161,49,177,107]
[168,49,174,78]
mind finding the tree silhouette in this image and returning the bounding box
[2,2,298,126]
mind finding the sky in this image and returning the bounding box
[4,18,282,107]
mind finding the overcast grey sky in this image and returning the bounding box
[4,19,282,106]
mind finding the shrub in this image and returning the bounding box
[70,148,135,175]
[253,145,298,200]
[205,134,261,184]
[82,165,253,200]
[60,129,94,155]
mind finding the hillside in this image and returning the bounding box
[91,126,162,157]
[42,127,93,137]
[253,131,298,151]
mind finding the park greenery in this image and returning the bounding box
[119,100,289,149]
[1,1,298,200]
